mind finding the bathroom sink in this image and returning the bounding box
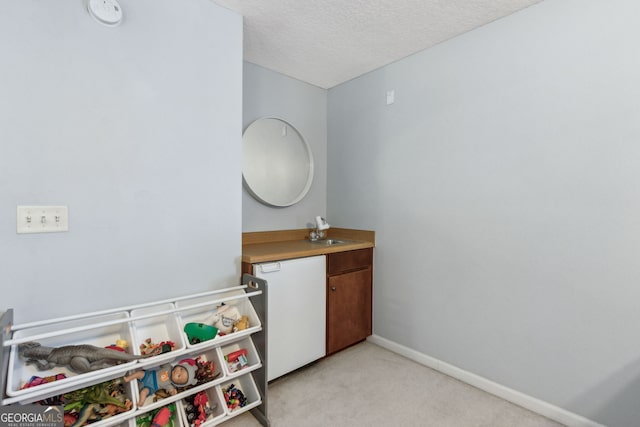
[309,239,349,245]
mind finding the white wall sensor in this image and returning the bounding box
[88,0,123,27]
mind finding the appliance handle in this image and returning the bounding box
[259,262,281,273]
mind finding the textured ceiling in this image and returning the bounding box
[212,0,544,89]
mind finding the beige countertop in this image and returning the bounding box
[242,228,375,264]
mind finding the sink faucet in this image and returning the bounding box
[310,216,330,241]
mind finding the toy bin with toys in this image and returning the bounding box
[134,402,184,427]
[52,376,137,427]
[126,346,225,412]
[6,311,136,399]
[130,304,186,367]
[179,386,226,427]
[175,289,261,350]
[220,375,261,417]
[218,337,261,377]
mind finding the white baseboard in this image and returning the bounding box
[367,334,606,427]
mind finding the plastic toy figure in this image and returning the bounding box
[123,359,198,406]
[184,391,215,427]
[150,407,172,427]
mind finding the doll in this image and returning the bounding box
[123,359,198,406]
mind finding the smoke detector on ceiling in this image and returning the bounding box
[88,0,123,27]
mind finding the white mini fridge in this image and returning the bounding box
[253,255,326,381]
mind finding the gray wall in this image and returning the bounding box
[0,0,243,323]
[242,62,327,232]
[327,0,640,426]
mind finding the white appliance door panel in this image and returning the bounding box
[254,255,326,381]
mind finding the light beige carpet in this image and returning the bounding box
[222,341,565,427]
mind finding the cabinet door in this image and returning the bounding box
[327,267,372,355]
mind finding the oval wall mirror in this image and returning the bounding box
[242,117,314,207]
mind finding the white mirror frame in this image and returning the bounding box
[242,117,314,207]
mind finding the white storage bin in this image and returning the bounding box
[133,402,184,427]
[180,386,226,427]
[187,346,225,387]
[128,346,224,411]
[219,338,261,377]
[6,311,136,397]
[61,376,137,427]
[131,303,186,367]
[176,290,262,351]
[220,375,261,417]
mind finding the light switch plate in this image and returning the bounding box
[17,206,69,234]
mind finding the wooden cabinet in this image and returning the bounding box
[242,245,374,359]
[326,248,373,355]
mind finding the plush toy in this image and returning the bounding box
[123,359,198,406]
[234,316,249,332]
[206,304,242,334]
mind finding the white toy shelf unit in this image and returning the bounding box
[0,274,270,427]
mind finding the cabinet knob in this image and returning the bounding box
[331,287,336,291]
